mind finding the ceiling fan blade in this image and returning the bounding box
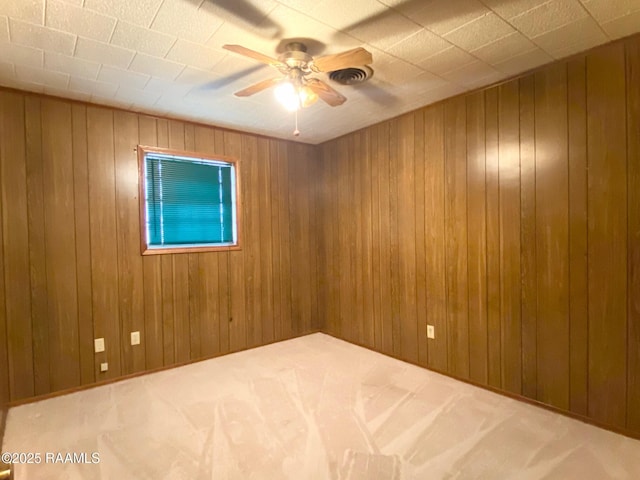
[204,0,280,32]
[312,47,373,72]
[200,65,266,91]
[306,79,347,107]
[223,44,284,67]
[234,77,281,97]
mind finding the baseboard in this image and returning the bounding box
[0,402,7,448]
[10,327,635,442]
[8,329,322,408]
[0,461,11,480]
[0,402,9,479]
[321,332,640,442]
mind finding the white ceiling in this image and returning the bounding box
[0,0,639,144]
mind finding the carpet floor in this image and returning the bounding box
[4,333,640,479]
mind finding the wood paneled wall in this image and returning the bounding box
[0,36,638,442]
[0,90,320,402]
[317,37,640,435]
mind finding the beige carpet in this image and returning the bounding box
[4,333,640,479]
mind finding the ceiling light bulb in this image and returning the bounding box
[299,86,318,108]
[274,82,300,112]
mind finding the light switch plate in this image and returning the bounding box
[427,325,435,339]
[94,338,105,353]
[131,331,140,346]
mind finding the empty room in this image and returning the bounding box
[0,0,639,478]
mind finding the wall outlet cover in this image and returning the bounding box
[131,331,140,346]
[100,362,108,372]
[427,325,435,339]
[94,338,105,353]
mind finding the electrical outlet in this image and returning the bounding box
[100,362,108,372]
[94,338,105,353]
[131,331,140,346]
[427,325,435,339]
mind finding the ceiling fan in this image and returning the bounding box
[222,42,373,110]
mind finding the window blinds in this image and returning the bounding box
[145,155,234,246]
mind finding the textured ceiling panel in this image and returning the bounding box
[45,0,116,42]
[44,51,101,78]
[0,0,639,144]
[9,17,76,55]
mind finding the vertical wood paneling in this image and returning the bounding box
[308,144,319,332]
[156,120,175,365]
[168,121,191,363]
[444,98,469,378]
[337,137,353,342]
[187,255,201,359]
[307,144,321,333]
[424,105,448,371]
[0,90,320,406]
[519,76,537,400]
[25,97,49,395]
[388,119,402,356]
[214,130,230,353]
[302,145,315,333]
[316,141,328,333]
[1,92,35,400]
[358,130,374,346]
[138,116,163,370]
[278,140,293,341]
[242,135,261,347]
[535,65,570,409]
[42,99,80,391]
[369,127,380,348]
[587,43,628,427]
[258,139,274,344]
[193,126,221,358]
[627,38,640,432]
[289,144,313,337]
[485,89,502,389]
[414,111,428,366]
[72,105,95,386]
[158,247,172,363]
[311,35,640,437]
[398,114,418,362]
[329,141,342,339]
[0,93,8,410]
[1,33,640,440]
[114,111,145,374]
[269,140,285,339]
[567,58,589,416]
[0,212,6,407]
[87,106,121,380]
[224,131,247,351]
[466,92,488,384]
[187,250,202,359]
[352,134,364,343]
[498,82,522,395]
[347,136,358,343]
[183,124,202,360]
[376,123,393,355]
[0,204,6,419]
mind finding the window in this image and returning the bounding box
[138,146,241,254]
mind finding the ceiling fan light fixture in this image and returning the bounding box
[225,42,372,111]
[274,80,319,111]
[274,81,300,112]
[299,85,319,108]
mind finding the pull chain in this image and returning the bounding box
[293,109,300,137]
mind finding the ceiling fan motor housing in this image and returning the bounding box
[278,42,314,72]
